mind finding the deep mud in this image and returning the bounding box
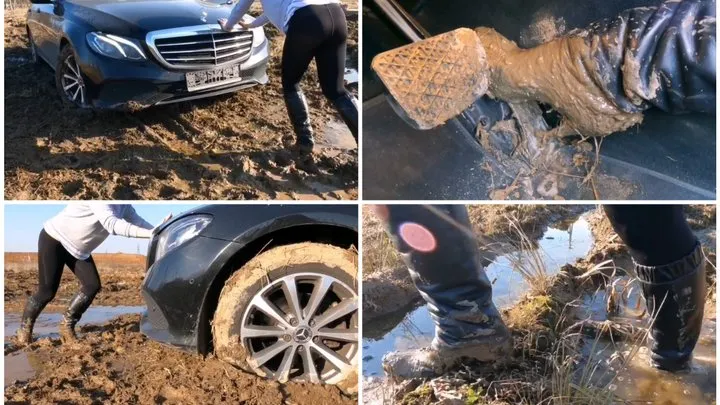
[362,205,716,405]
[4,253,146,313]
[5,315,356,405]
[4,5,358,200]
[4,249,358,404]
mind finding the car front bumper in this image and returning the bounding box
[77,37,270,110]
[141,233,234,350]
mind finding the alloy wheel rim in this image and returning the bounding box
[61,54,85,105]
[240,272,358,384]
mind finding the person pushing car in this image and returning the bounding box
[219,0,358,153]
[16,204,170,344]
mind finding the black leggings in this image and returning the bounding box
[32,229,101,307]
[604,205,698,266]
[282,3,348,101]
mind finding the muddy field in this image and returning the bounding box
[362,205,717,404]
[5,315,355,405]
[4,4,358,200]
[4,253,146,313]
[4,252,357,404]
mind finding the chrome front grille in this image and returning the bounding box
[147,26,254,70]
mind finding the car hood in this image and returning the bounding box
[69,0,238,35]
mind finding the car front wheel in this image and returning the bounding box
[213,242,358,390]
[55,45,88,107]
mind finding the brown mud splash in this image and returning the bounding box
[5,315,356,405]
[475,27,644,138]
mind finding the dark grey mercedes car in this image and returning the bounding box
[142,204,358,386]
[26,0,269,109]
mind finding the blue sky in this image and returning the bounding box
[5,204,201,254]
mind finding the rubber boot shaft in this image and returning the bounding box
[283,90,314,151]
[382,205,508,347]
[331,94,358,142]
[584,0,715,114]
[17,296,44,345]
[636,242,705,371]
[60,291,95,342]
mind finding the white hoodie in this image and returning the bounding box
[227,0,339,34]
[44,204,154,260]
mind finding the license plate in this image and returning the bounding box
[186,65,241,92]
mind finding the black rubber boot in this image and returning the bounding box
[283,90,314,153]
[17,296,44,345]
[379,205,511,379]
[636,243,706,371]
[331,93,358,143]
[60,291,95,343]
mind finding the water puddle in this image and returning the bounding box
[362,216,594,377]
[5,351,36,387]
[578,286,716,404]
[316,119,356,154]
[4,306,144,342]
[344,68,359,85]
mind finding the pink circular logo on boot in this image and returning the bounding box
[399,222,437,253]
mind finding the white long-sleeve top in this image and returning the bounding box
[226,0,339,34]
[44,204,154,260]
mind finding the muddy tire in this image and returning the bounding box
[55,45,89,108]
[212,243,358,389]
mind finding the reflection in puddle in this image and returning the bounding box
[4,306,144,341]
[581,289,716,404]
[363,217,594,377]
[363,210,716,403]
[4,306,144,388]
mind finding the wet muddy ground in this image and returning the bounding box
[4,253,146,313]
[4,253,357,404]
[362,205,716,404]
[4,3,358,200]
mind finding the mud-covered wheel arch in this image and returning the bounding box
[212,243,358,388]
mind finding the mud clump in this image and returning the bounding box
[4,9,358,200]
[5,315,356,404]
[475,27,644,138]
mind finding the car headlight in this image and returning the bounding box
[86,32,147,60]
[154,215,212,261]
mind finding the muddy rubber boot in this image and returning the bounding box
[60,292,94,343]
[637,243,706,371]
[379,205,512,379]
[375,1,714,136]
[331,93,358,143]
[283,90,314,153]
[16,296,43,345]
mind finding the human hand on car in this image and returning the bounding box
[218,18,233,32]
[151,213,173,235]
[218,18,250,32]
